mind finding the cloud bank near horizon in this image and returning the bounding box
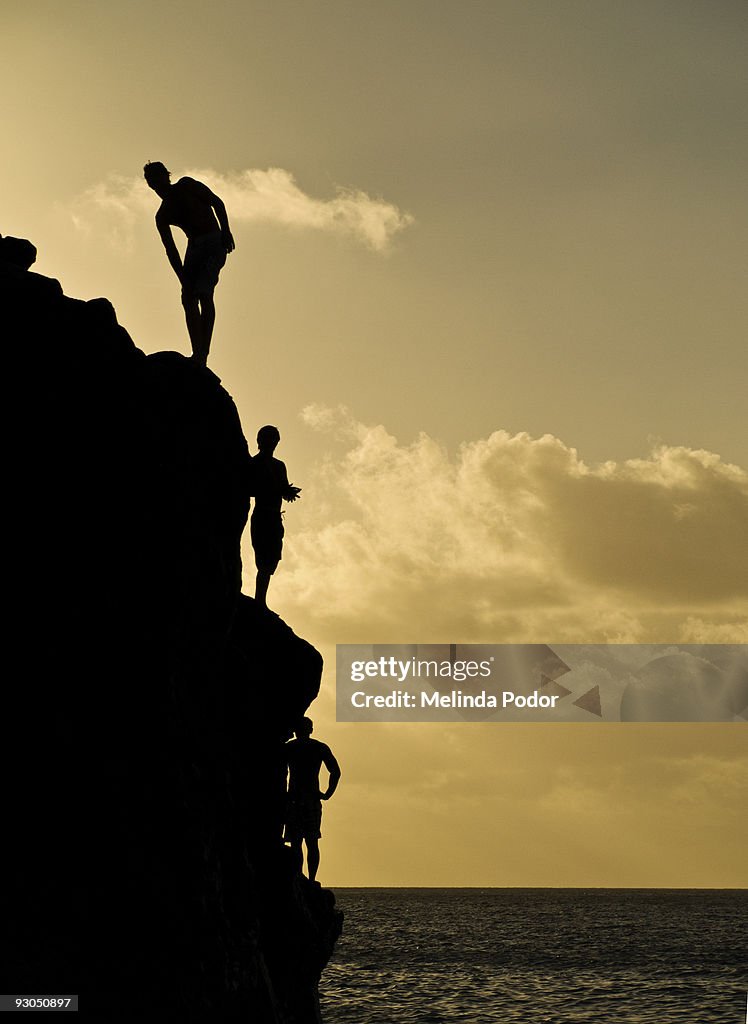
[270,406,748,643]
[68,167,413,252]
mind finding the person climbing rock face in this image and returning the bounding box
[143,161,235,367]
[248,424,301,608]
[284,717,341,884]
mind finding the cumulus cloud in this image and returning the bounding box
[271,407,748,642]
[68,167,413,252]
[66,175,152,254]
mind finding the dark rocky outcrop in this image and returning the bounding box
[2,240,341,1021]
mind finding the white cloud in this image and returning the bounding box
[271,407,748,642]
[63,175,152,255]
[68,167,413,252]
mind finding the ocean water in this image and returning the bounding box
[320,889,747,1023]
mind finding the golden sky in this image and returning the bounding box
[4,0,747,886]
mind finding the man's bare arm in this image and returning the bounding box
[155,214,183,281]
[320,747,341,800]
[279,459,301,502]
[180,177,236,253]
[209,192,235,253]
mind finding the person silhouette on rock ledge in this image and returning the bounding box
[248,425,301,608]
[284,717,341,884]
[143,161,235,367]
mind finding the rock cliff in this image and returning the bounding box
[1,235,341,1022]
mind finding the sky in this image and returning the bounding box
[4,0,747,886]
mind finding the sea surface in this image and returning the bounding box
[320,889,747,1024]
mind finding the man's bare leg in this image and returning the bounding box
[290,839,303,874]
[306,838,320,883]
[182,291,204,363]
[199,293,216,365]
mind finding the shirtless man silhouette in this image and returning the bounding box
[144,161,235,366]
[284,718,341,883]
[249,425,301,608]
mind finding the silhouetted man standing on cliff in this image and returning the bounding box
[248,425,301,608]
[284,718,340,884]
[144,161,235,366]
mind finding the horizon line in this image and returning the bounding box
[325,884,748,890]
